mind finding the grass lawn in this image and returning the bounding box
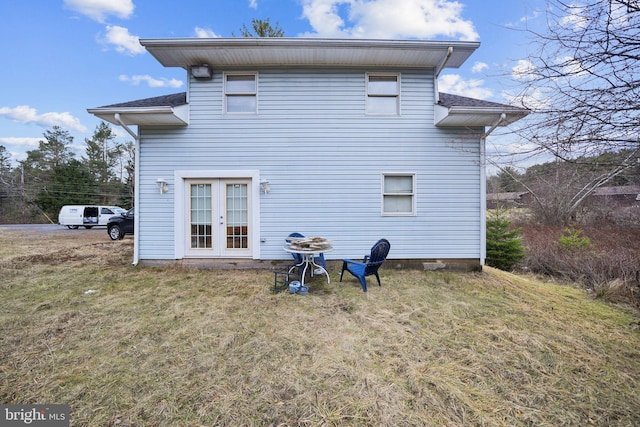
[1,227,639,426]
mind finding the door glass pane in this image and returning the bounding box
[226,183,249,249]
[190,184,212,249]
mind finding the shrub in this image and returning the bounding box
[520,224,640,308]
[559,226,591,250]
[486,213,525,271]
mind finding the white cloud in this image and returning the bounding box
[301,0,346,37]
[64,0,134,23]
[511,59,536,81]
[119,74,183,88]
[438,74,492,99]
[101,25,145,55]
[194,26,220,38]
[519,9,541,23]
[0,106,87,133]
[300,0,478,40]
[0,137,40,149]
[557,55,588,78]
[559,4,589,30]
[249,0,258,9]
[471,62,488,73]
[502,88,549,111]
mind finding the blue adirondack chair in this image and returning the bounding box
[339,239,391,292]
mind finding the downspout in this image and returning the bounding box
[434,47,453,104]
[483,113,507,140]
[114,113,140,266]
[479,113,507,266]
[435,46,453,78]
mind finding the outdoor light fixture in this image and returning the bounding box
[156,178,169,194]
[190,64,213,80]
[260,179,270,194]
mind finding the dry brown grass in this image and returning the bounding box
[1,227,640,426]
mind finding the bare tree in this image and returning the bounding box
[498,0,640,224]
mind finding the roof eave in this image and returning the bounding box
[435,105,529,127]
[87,105,189,126]
[139,38,480,69]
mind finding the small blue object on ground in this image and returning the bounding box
[289,281,301,294]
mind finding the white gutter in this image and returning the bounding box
[479,113,506,266]
[114,113,140,266]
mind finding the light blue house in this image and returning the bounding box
[88,38,527,270]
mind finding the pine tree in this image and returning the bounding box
[486,213,525,271]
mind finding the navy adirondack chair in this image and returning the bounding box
[339,239,391,292]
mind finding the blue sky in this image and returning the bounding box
[0,0,547,165]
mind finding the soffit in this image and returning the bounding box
[140,38,480,69]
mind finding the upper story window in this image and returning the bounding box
[382,173,415,216]
[366,73,400,115]
[225,72,257,114]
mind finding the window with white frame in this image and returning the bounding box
[224,73,257,114]
[382,173,415,215]
[367,73,400,115]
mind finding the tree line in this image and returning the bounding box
[0,122,134,224]
[488,149,640,225]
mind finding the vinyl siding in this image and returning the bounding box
[137,68,483,261]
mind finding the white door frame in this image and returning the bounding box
[174,170,261,259]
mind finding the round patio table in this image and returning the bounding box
[283,245,333,287]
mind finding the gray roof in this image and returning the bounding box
[88,92,189,126]
[98,91,521,111]
[592,185,640,196]
[435,92,528,127]
[90,91,528,128]
[487,192,529,201]
[438,92,523,110]
[98,92,186,109]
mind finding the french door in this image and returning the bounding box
[185,179,251,257]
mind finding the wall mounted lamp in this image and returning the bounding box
[156,178,169,194]
[190,64,213,80]
[260,179,270,194]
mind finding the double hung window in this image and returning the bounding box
[382,173,415,216]
[225,73,257,114]
[366,73,400,115]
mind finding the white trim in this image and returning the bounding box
[381,172,417,216]
[223,71,258,115]
[174,170,261,259]
[140,38,480,69]
[365,72,401,116]
[480,138,487,265]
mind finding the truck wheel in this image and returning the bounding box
[72,225,79,229]
[108,225,123,241]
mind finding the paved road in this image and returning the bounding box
[0,224,106,234]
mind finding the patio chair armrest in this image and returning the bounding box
[342,258,366,267]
